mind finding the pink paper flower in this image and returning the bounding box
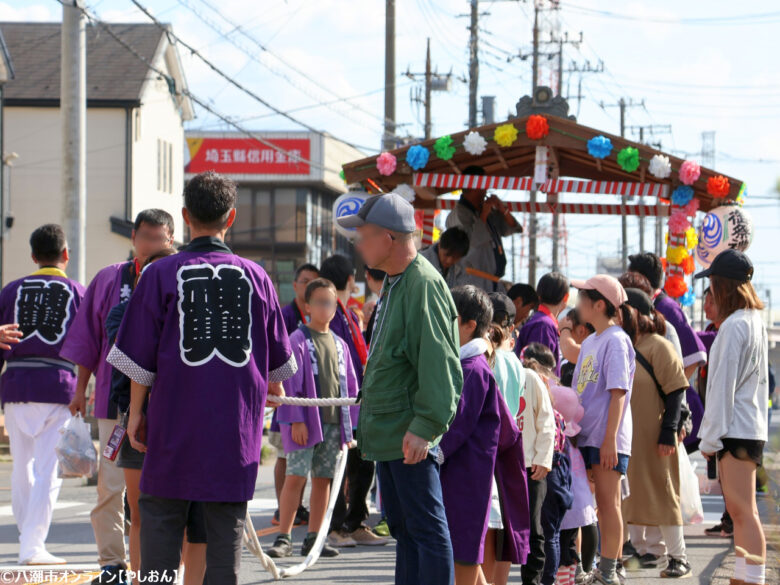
[376,152,397,176]
[679,160,701,186]
[684,198,700,217]
[668,211,691,234]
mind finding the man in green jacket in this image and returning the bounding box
[339,193,462,585]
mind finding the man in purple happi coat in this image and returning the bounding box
[107,172,295,585]
[60,209,174,584]
[0,224,85,565]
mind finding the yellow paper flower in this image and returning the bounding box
[685,227,698,250]
[665,232,670,245]
[666,245,689,265]
[494,123,518,147]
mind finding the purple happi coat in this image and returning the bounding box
[276,327,359,454]
[281,301,306,335]
[0,270,85,406]
[60,261,135,419]
[494,391,531,564]
[440,353,501,564]
[107,237,295,502]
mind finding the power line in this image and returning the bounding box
[563,4,780,25]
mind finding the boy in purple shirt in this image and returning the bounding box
[0,224,85,565]
[515,272,569,376]
[107,172,296,585]
[60,209,174,584]
[268,278,359,559]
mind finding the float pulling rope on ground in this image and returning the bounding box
[245,394,360,580]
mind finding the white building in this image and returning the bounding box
[0,22,193,285]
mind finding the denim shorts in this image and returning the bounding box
[580,446,630,475]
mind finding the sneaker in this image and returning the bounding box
[271,509,280,526]
[586,567,621,585]
[20,551,67,565]
[660,558,692,578]
[623,554,643,571]
[638,553,665,568]
[575,566,590,584]
[704,522,734,537]
[373,518,391,538]
[349,525,389,546]
[327,530,357,548]
[616,562,626,585]
[621,540,637,560]
[295,506,310,526]
[91,566,127,585]
[302,535,339,558]
[266,536,293,558]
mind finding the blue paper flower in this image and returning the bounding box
[587,135,613,159]
[671,185,694,206]
[406,144,430,170]
[680,290,695,307]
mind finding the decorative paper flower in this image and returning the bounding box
[587,135,613,159]
[685,226,698,250]
[665,232,670,245]
[664,275,688,298]
[684,199,700,217]
[339,169,346,182]
[681,255,696,275]
[405,145,429,170]
[463,131,487,156]
[617,147,640,173]
[494,123,518,147]
[393,183,416,202]
[666,245,689,265]
[433,135,456,160]
[661,257,668,271]
[671,185,694,206]
[376,152,397,176]
[679,160,701,185]
[526,115,549,140]
[680,290,695,306]
[668,212,691,234]
[706,175,730,198]
[648,154,672,179]
[737,182,747,206]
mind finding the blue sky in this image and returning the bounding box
[4,0,780,308]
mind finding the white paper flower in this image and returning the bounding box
[393,183,416,202]
[648,154,672,179]
[463,131,487,156]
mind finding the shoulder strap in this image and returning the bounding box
[634,349,665,401]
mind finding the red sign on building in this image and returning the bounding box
[186,137,311,175]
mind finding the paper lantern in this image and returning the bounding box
[695,204,753,268]
[333,191,368,239]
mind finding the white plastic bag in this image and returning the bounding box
[55,414,98,478]
[678,446,703,524]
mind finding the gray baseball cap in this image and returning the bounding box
[337,193,416,233]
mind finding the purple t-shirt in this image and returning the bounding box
[61,261,135,419]
[0,271,85,406]
[572,325,635,455]
[107,238,295,502]
[515,309,561,375]
[654,293,706,368]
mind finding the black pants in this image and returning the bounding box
[139,493,246,585]
[521,472,548,585]
[559,523,599,572]
[330,447,375,533]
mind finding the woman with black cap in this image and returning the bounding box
[695,249,768,585]
[621,288,692,579]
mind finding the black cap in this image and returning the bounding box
[624,288,654,316]
[694,249,753,282]
[488,292,516,327]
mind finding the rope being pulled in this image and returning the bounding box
[247,394,359,579]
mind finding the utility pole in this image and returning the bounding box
[468,0,479,128]
[406,41,451,140]
[383,0,396,150]
[528,0,540,286]
[600,97,644,271]
[62,0,86,284]
[564,59,604,117]
[425,38,432,139]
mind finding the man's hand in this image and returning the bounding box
[600,438,619,470]
[657,444,675,457]
[68,390,86,416]
[127,412,147,453]
[530,464,549,481]
[402,431,429,465]
[268,382,285,408]
[291,422,309,446]
[0,323,22,350]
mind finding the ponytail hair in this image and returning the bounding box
[618,303,637,345]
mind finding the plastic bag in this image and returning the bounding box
[678,446,703,524]
[55,414,98,478]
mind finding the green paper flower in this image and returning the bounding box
[617,147,640,173]
[434,135,456,160]
[339,169,346,182]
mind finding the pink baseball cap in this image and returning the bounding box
[571,274,628,309]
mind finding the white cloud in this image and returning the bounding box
[0,2,53,21]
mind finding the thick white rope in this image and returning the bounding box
[266,395,358,407]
